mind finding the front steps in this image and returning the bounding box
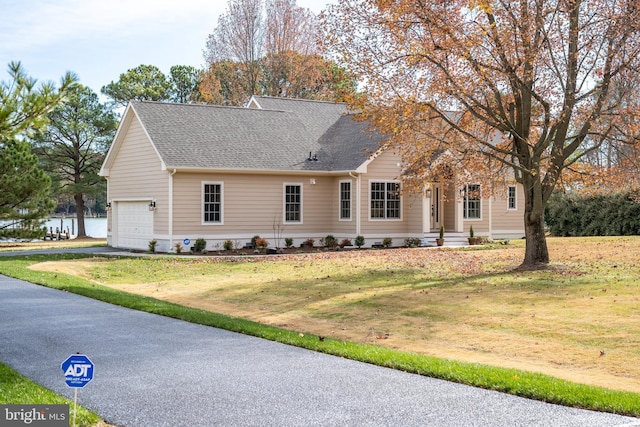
[422,232,469,247]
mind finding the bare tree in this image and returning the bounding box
[206,0,265,97]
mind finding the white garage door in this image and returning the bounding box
[115,201,154,250]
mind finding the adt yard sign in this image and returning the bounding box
[61,354,94,388]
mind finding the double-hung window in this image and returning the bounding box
[507,185,517,210]
[203,182,223,224]
[370,181,400,219]
[463,184,481,219]
[284,184,302,223]
[339,181,351,220]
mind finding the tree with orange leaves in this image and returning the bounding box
[202,0,356,104]
[322,0,640,268]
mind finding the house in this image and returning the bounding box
[99,96,524,252]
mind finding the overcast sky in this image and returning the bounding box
[0,0,336,99]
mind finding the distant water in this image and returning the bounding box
[44,217,107,238]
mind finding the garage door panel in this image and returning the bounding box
[116,202,154,250]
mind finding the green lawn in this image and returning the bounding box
[0,362,104,427]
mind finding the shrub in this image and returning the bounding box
[304,238,315,247]
[340,238,352,248]
[255,237,269,251]
[174,242,183,254]
[321,234,338,249]
[404,237,422,247]
[382,237,393,247]
[355,235,365,248]
[193,238,207,253]
[223,240,233,251]
[546,191,640,236]
[284,237,294,248]
[439,225,445,239]
[148,239,157,253]
[250,235,261,248]
[469,225,475,238]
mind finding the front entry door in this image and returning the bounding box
[431,184,442,232]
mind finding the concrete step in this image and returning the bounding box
[422,233,469,247]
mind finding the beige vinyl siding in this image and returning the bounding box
[330,177,358,236]
[404,193,424,235]
[461,184,490,235]
[491,182,525,238]
[172,173,335,239]
[107,117,168,237]
[359,151,409,238]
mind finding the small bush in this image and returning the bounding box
[382,237,393,248]
[223,240,233,251]
[355,235,365,248]
[255,237,269,251]
[321,234,339,249]
[250,235,261,248]
[148,239,158,253]
[284,237,294,248]
[174,242,183,254]
[193,238,207,252]
[404,237,422,247]
[304,238,315,247]
[469,225,475,238]
[340,238,352,248]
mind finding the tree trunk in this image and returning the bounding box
[74,193,87,238]
[520,175,550,268]
[522,214,549,268]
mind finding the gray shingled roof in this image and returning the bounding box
[130,98,385,172]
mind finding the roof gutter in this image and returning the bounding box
[164,167,359,176]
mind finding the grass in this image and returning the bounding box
[1,238,640,417]
[0,362,104,427]
[0,237,107,252]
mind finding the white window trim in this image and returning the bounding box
[507,185,517,211]
[202,181,224,225]
[463,183,482,221]
[339,179,352,221]
[283,182,303,224]
[368,179,402,221]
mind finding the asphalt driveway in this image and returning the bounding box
[1,274,638,426]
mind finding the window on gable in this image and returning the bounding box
[370,181,400,219]
[284,184,302,223]
[340,181,351,220]
[463,184,481,219]
[507,185,517,210]
[203,183,222,224]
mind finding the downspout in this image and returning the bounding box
[169,169,177,251]
[489,182,493,240]
[349,172,361,236]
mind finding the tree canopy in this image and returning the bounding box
[101,64,172,107]
[31,85,117,237]
[323,0,640,267]
[0,62,77,230]
[1,62,77,140]
[202,0,357,104]
[101,64,204,107]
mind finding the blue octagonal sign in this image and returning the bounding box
[61,354,94,388]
